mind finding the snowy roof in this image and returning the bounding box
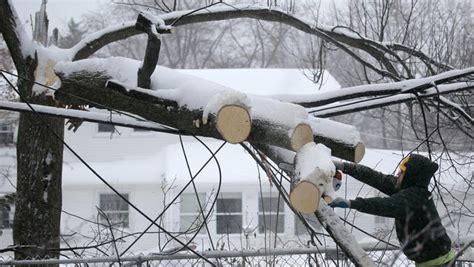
[62,144,471,191]
[163,141,261,185]
[62,140,261,186]
[62,155,165,186]
[62,141,401,186]
[177,68,341,95]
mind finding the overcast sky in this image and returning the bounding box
[11,0,342,36]
[13,0,105,33]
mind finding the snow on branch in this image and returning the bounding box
[0,100,178,134]
[316,203,376,267]
[0,1,35,69]
[53,57,363,161]
[274,67,474,108]
[253,144,374,266]
[68,3,447,78]
[310,82,474,118]
[438,96,473,123]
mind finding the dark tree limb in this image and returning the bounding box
[55,72,309,152]
[311,82,474,118]
[69,5,444,79]
[135,13,168,89]
[54,68,363,160]
[0,2,29,73]
[286,67,474,108]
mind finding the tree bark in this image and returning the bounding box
[15,96,64,261]
[1,1,64,261]
[55,69,362,160]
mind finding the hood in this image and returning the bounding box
[401,154,438,189]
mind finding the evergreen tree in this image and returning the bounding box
[59,18,86,48]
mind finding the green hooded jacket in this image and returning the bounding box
[342,154,452,263]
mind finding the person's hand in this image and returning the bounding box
[333,161,344,172]
[332,161,344,191]
[329,197,350,209]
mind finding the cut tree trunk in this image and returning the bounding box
[216,104,252,144]
[55,69,361,160]
[289,180,320,214]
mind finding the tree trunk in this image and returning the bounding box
[0,0,66,261]
[13,63,64,263]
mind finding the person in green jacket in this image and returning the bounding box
[329,154,455,266]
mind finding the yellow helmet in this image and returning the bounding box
[399,156,410,172]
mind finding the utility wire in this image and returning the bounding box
[2,73,214,265]
[178,134,217,250]
[0,70,177,132]
[120,139,225,256]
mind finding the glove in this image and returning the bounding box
[329,197,351,209]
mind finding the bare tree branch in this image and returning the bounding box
[70,4,447,80]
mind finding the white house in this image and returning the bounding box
[0,69,470,258]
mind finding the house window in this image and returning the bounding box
[0,122,14,145]
[97,123,115,133]
[375,216,386,225]
[0,204,12,229]
[295,214,321,235]
[216,193,242,234]
[99,193,129,228]
[180,193,207,234]
[258,194,285,234]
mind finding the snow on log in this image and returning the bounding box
[253,143,375,266]
[54,58,311,151]
[290,143,336,214]
[54,57,361,158]
[308,118,365,163]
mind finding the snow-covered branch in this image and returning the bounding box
[316,203,376,267]
[437,96,473,123]
[69,3,446,78]
[53,57,363,161]
[0,100,178,134]
[274,67,474,108]
[310,82,474,118]
[0,1,34,72]
[135,12,166,89]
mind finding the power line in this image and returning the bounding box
[0,70,176,132]
[120,139,226,256]
[1,73,215,265]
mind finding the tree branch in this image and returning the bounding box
[53,62,363,160]
[135,12,169,89]
[54,69,311,152]
[70,4,443,80]
[250,144,375,266]
[0,1,31,72]
[276,67,474,108]
[310,82,474,118]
